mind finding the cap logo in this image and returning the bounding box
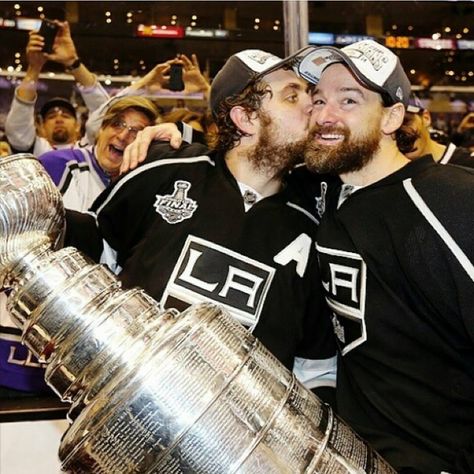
[247,51,277,65]
[312,56,330,67]
[395,86,404,101]
[345,45,390,72]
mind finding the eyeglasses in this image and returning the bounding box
[109,118,145,140]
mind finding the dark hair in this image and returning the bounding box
[395,113,421,154]
[212,79,271,153]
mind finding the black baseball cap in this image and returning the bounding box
[406,94,424,114]
[295,40,411,107]
[39,97,77,119]
[209,49,305,117]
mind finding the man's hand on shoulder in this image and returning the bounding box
[120,123,183,175]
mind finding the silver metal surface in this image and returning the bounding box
[0,154,395,473]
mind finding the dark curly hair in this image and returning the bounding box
[212,79,272,153]
[395,113,421,154]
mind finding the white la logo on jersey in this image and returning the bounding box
[154,180,198,224]
[316,243,367,355]
[161,235,275,329]
[162,233,312,329]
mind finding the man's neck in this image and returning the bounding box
[225,147,283,198]
[340,144,410,187]
[426,140,447,162]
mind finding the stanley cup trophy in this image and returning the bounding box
[0,154,396,473]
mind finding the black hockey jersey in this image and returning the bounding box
[439,142,474,168]
[66,141,337,389]
[315,156,474,473]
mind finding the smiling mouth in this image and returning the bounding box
[316,132,345,145]
[108,144,124,159]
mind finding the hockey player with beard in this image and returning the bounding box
[64,49,337,401]
[297,40,474,473]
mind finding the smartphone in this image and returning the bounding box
[38,19,58,54]
[169,63,184,92]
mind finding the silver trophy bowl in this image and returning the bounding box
[0,154,395,473]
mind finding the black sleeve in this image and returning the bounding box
[455,440,474,474]
[176,121,206,145]
[64,209,103,262]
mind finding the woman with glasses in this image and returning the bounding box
[38,96,160,212]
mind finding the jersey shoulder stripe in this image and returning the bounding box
[403,177,474,281]
[96,155,215,214]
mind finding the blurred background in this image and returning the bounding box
[0,1,473,135]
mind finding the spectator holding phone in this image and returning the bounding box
[85,53,210,144]
[5,20,109,156]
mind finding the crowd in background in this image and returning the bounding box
[0,19,473,163]
[1,19,474,474]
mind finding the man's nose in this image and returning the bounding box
[311,103,339,126]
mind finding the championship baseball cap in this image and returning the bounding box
[210,49,304,116]
[406,94,424,114]
[39,97,77,119]
[295,40,411,107]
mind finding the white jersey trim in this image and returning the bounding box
[96,155,214,214]
[293,355,337,389]
[286,201,320,225]
[403,178,474,282]
[439,142,456,164]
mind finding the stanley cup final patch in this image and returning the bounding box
[154,180,198,224]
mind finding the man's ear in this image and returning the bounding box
[229,106,257,135]
[382,103,405,135]
[421,109,432,128]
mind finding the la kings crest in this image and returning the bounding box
[316,244,367,355]
[161,235,275,329]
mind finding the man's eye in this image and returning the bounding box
[312,99,324,106]
[342,98,357,105]
[287,94,298,103]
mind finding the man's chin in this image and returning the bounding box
[52,132,71,144]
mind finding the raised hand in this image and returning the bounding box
[26,30,47,71]
[178,54,211,96]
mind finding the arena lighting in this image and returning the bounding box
[0,18,16,28]
[15,17,41,30]
[136,24,185,38]
[416,37,456,49]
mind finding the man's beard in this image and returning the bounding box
[304,123,381,175]
[395,125,420,156]
[52,128,72,144]
[247,113,306,180]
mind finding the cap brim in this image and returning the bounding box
[296,46,389,98]
[253,46,316,82]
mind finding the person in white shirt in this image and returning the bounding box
[5,20,109,157]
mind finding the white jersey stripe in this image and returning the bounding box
[439,142,456,164]
[286,201,320,225]
[96,155,214,214]
[403,178,474,282]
